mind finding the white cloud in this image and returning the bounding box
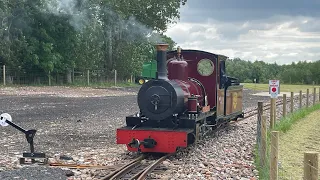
[165,16,320,65]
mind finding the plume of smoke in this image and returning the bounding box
[43,0,89,31]
[119,16,164,44]
[42,0,164,43]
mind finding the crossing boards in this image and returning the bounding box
[269,80,280,98]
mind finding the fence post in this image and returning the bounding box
[270,98,276,129]
[307,89,309,108]
[260,115,267,168]
[3,65,5,86]
[114,70,117,86]
[304,152,318,180]
[313,88,316,105]
[72,68,75,83]
[319,87,320,103]
[283,94,287,117]
[270,131,279,180]
[87,69,90,86]
[290,92,294,113]
[300,90,302,109]
[48,71,51,86]
[257,102,263,152]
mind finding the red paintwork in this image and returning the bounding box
[188,96,198,113]
[168,60,188,81]
[172,79,204,108]
[116,128,188,153]
[167,50,218,109]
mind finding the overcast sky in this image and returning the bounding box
[164,0,320,65]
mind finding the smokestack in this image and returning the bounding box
[155,43,169,80]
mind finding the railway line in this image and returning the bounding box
[47,95,297,179]
[101,154,170,180]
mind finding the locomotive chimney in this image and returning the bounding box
[155,43,169,80]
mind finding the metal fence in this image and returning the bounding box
[0,66,135,86]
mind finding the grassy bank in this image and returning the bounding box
[255,103,320,179]
[243,83,320,93]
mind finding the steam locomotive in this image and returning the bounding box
[116,43,244,153]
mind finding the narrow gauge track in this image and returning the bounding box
[102,154,170,180]
[100,97,292,180]
[239,95,297,121]
[48,96,298,179]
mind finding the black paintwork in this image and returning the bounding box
[137,79,185,121]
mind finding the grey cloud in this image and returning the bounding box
[181,0,320,23]
[167,0,320,65]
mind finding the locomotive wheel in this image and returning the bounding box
[138,78,145,85]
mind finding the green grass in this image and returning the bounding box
[254,103,320,179]
[243,83,320,93]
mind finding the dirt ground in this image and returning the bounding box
[0,86,140,158]
[278,110,320,179]
[0,86,271,179]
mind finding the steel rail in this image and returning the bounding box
[102,154,145,180]
[136,154,171,180]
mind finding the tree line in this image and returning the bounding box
[225,58,320,85]
[0,0,186,84]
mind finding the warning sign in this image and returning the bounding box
[269,80,280,98]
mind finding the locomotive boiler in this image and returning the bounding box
[116,43,244,153]
[137,43,205,125]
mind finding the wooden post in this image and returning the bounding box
[304,152,318,180]
[290,92,294,113]
[260,115,267,168]
[313,88,316,105]
[283,94,287,117]
[87,69,90,86]
[3,65,5,86]
[48,71,51,86]
[307,89,309,108]
[300,90,302,109]
[114,70,117,86]
[270,131,279,180]
[319,87,320,103]
[270,98,276,129]
[257,102,263,151]
[72,68,75,83]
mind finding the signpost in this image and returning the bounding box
[269,80,279,129]
[269,80,280,98]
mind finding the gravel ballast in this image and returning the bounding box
[0,86,314,179]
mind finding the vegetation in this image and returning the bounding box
[254,102,320,179]
[0,0,186,85]
[1,0,320,87]
[243,83,320,93]
[226,58,320,85]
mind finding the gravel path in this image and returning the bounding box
[0,86,311,180]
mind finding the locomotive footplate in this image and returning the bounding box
[116,127,194,153]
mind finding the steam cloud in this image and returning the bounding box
[43,0,164,43]
[44,0,88,31]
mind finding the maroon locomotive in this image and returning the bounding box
[116,43,244,153]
